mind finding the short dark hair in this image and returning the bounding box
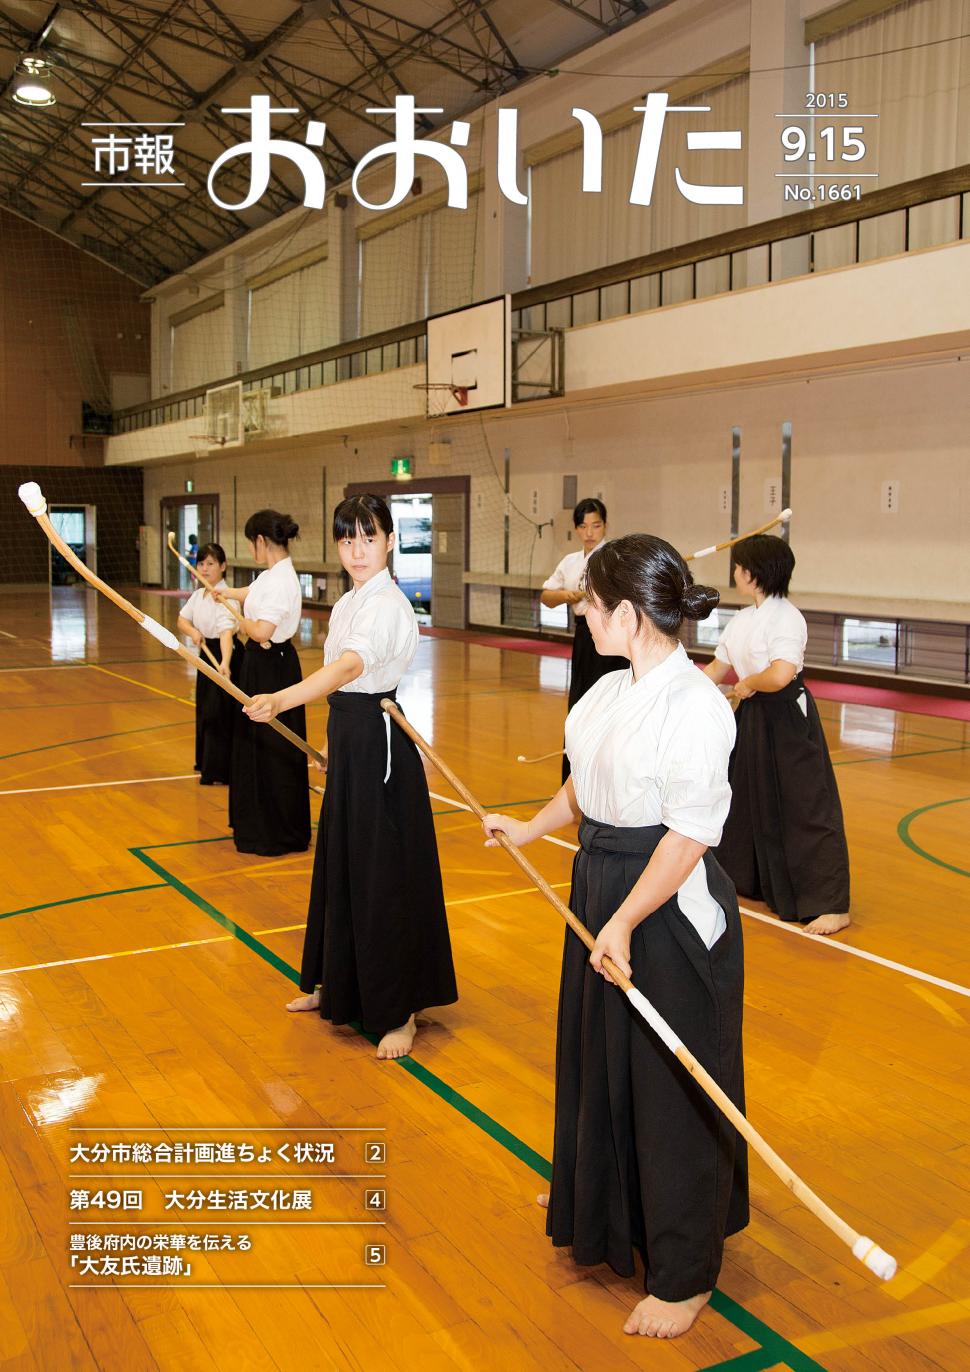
[573,497,607,528]
[732,534,795,598]
[584,534,720,639]
[196,542,227,567]
[333,493,394,541]
[244,509,299,547]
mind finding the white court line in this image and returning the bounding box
[428,790,970,999]
[736,905,970,999]
[0,774,197,797]
[0,933,233,977]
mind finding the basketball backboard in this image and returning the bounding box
[424,295,511,418]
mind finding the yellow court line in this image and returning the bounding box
[90,663,194,707]
[798,1296,970,1355]
[254,882,572,932]
[0,733,193,787]
[445,882,571,909]
[888,1218,970,1301]
[191,859,314,884]
[907,982,966,1028]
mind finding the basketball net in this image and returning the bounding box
[414,382,469,418]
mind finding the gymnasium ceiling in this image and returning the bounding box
[0,0,656,285]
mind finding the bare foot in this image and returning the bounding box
[624,1291,711,1339]
[802,913,851,936]
[285,989,320,1012]
[536,1193,549,1208]
[377,1015,416,1060]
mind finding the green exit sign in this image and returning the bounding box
[390,456,413,478]
[184,479,194,493]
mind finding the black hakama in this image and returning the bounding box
[195,636,243,785]
[547,818,748,1301]
[299,689,458,1036]
[562,616,628,782]
[229,639,311,856]
[715,673,850,921]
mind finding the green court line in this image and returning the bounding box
[701,1347,786,1371]
[128,834,827,1372]
[833,742,970,767]
[139,834,235,852]
[0,882,166,922]
[814,708,969,749]
[0,718,191,763]
[897,796,970,880]
[131,847,299,983]
[707,1290,825,1370]
[0,698,162,712]
[432,795,552,817]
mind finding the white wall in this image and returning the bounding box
[139,345,970,613]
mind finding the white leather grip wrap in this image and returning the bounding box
[139,615,180,652]
[627,988,683,1053]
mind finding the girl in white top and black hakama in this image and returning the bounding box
[484,535,748,1342]
[244,495,457,1061]
[176,542,241,786]
[704,535,851,936]
[541,499,627,783]
[221,511,311,857]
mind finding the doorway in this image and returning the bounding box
[390,493,433,624]
[49,504,96,585]
[160,495,219,590]
[344,477,469,629]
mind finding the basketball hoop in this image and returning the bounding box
[413,382,469,418]
[189,433,229,460]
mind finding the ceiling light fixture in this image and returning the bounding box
[12,56,57,108]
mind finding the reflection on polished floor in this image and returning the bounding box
[1,586,969,1371]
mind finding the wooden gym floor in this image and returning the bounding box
[1,585,969,1372]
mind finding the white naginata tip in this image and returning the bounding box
[691,543,718,559]
[779,507,793,521]
[852,1236,897,1281]
[18,482,47,516]
[516,755,527,763]
[139,614,180,652]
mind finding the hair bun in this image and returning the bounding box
[282,516,300,542]
[681,583,719,620]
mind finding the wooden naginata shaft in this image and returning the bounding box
[381,697,897,1283]
[166,532,248,638]
[19,484,325,770]
[686,509,793,561]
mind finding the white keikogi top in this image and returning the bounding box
[325,568,419,780]
[180,581,236,639]
[243,556,302,643]
[541,538,606,618]
[565,644,736,948]
[715,596,807,677]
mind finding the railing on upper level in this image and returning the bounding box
[112,163,970,437]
